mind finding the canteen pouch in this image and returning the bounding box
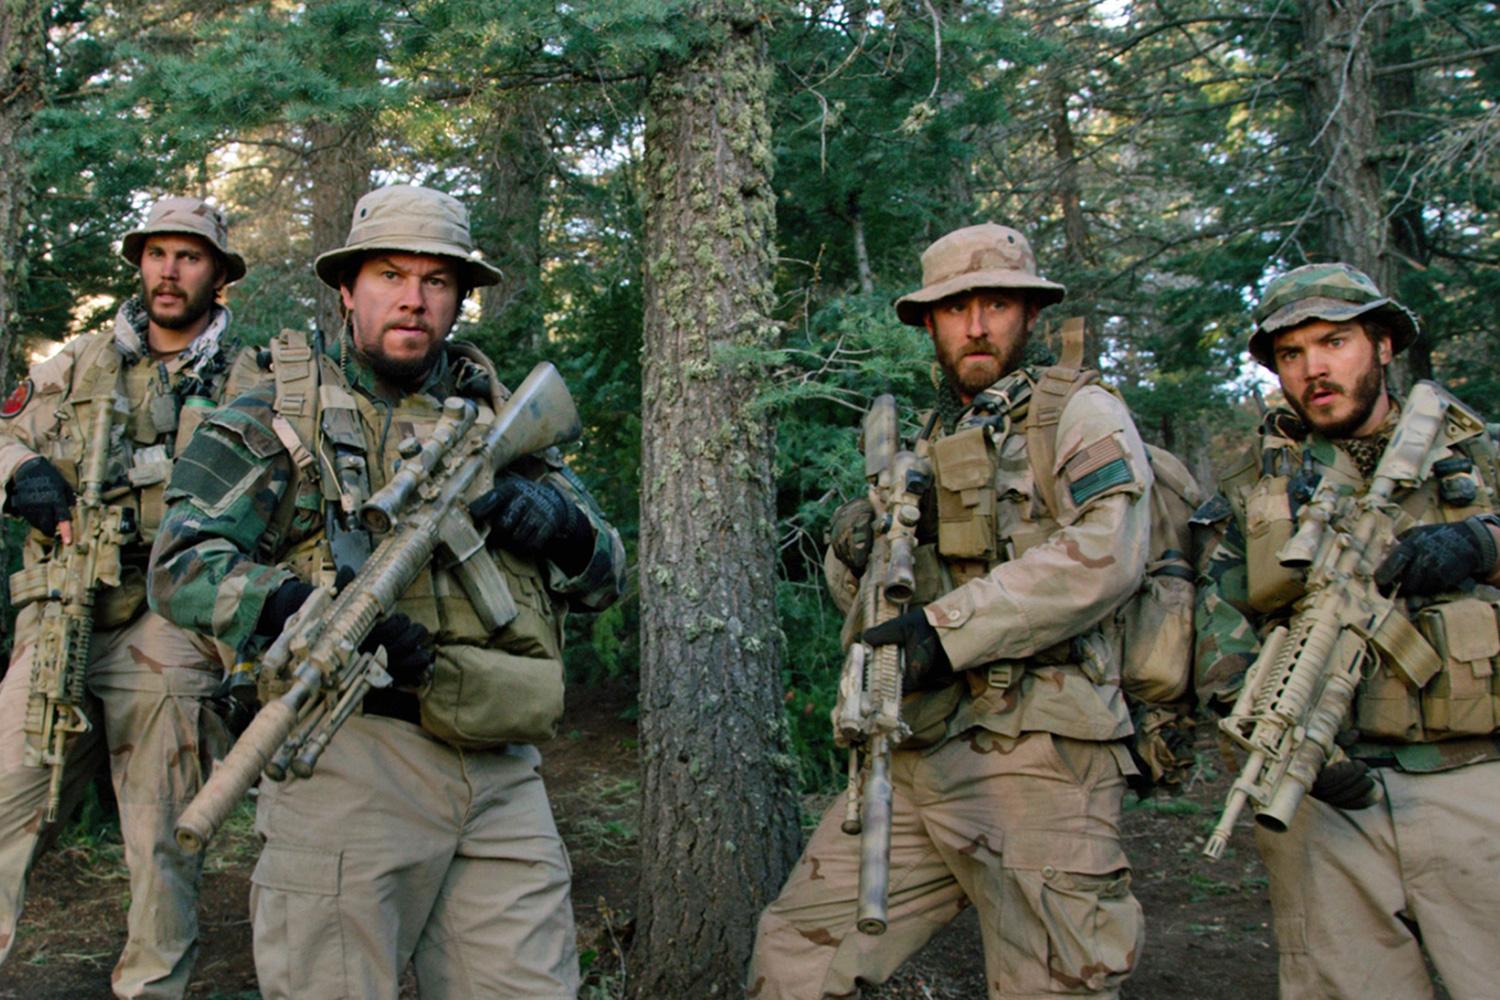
[1244,475,1304,613]
[932,426,997,561]
[420,643,565,749]
[1117,555,1195,704]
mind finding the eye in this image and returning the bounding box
[425,274,452,289]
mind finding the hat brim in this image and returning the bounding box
[314,240,504,290]
[1250,296,1419,367]
[894,269,1066,326]
[120,231,247,284]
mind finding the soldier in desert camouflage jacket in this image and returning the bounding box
[0,196,260,999]
[148,185,623,1000]
[748,223,1151,1000]
[1195,262,1500,1000]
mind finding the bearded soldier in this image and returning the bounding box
[1195,263,1500,999]
[749,223,1150,999]
[0,196,259,998]
[147,184,624,999]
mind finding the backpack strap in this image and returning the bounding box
[1025,317,1099,517]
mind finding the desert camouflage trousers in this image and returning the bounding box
[748,730,1143,1000]
[250,714,578,1000]
[1257,759,1500,1000]
[0,606,226,999]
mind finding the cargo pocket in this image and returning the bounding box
[932,426,997,561]
[251,843,347,995]
[1001,860,1141,996]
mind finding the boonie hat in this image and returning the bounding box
[120,196,246,283]
[894,223,1065,327]
[314,185,503,290]
[1250,262,1419,367]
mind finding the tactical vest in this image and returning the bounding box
[1223,392,1500,747]
[9,332,258,629]
[262,330,566,748]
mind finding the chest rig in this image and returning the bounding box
[1229,390,1500,746]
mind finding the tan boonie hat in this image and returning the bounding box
[314,185,503,290]
[894,223,1065,327]
[120,196,246,283]
[1250,262,1419,367]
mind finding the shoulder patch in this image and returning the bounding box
[0,380,32,419]
[1064,436,1132,506]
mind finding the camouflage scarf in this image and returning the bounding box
[114,298,234,382]
[1336,396,1401,481]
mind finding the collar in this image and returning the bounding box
[113,299,234,380]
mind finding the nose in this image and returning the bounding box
[159,255,180,279]
[964,301,985,338]
[397,276,427,312]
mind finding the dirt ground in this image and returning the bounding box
[0,684,1278,999]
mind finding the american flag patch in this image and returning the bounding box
[1064,437,1131,506]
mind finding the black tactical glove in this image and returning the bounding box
[1309,759,1380,811]
[863,607,954,693]
[254,579,316,639]
[828,497,875,575]
[360,613,435,689]
[9,457,75,538]
[470,474,593,575]
[1374,516,1500,597]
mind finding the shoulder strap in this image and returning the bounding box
[1025,317,1100,516]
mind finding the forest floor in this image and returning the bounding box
[0,682,1279,999]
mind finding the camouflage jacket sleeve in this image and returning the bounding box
[1193,503,1261,712]
[925,385,1153,670]
[536,461,626,612]
[147,388,299,654]
[0,335,98,504]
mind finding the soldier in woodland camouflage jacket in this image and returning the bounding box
[0,197,259,999]
[148,185,623,1000]
[1195,263,1500,1000]
[748,224,1151,1000]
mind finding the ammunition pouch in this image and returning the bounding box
[1357,592,1500,742]
[899,682,964,751]
[1244,475,1304,613]
[932,426,997,562]
[419,643,564,749]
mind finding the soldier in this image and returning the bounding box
[0,196,258,998]
[748,223,1150,999]
[147,184,625,999]
[1195,262,1500,999]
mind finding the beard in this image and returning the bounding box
[1286,359,1386,439]
[935,331,1028,398]
[352,321,446,389]
[142,276,217,332]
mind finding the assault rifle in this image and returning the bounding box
[174,362,581,852]
[833,394,931,934]
[20,398,135,822]
[1203,381,1458,859]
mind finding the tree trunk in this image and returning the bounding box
[306,117,373,339]
[0,0,45,388]
[475,92,549,350]
[850,192,874,295]
[632,4,800,996]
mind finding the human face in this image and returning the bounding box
[924,289,1038,401]
[1271,319,1392,439]
[341,253,461,385]
[138,234,225,337]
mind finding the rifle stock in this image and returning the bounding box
[174,362,581,853]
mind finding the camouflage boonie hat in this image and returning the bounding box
[314,185,503,290]
[1250,262,1419,367]
[120,196,246,283]
[894,223,1065,327]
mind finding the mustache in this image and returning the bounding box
[151,283,185,297]
[1303,379,1345,404]
[384,318,436,336]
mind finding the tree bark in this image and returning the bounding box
[0,0,46,388]
[475,91,549,350]
[850,192,874,296]
[306,118,373,339]
[632,3,800,995]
